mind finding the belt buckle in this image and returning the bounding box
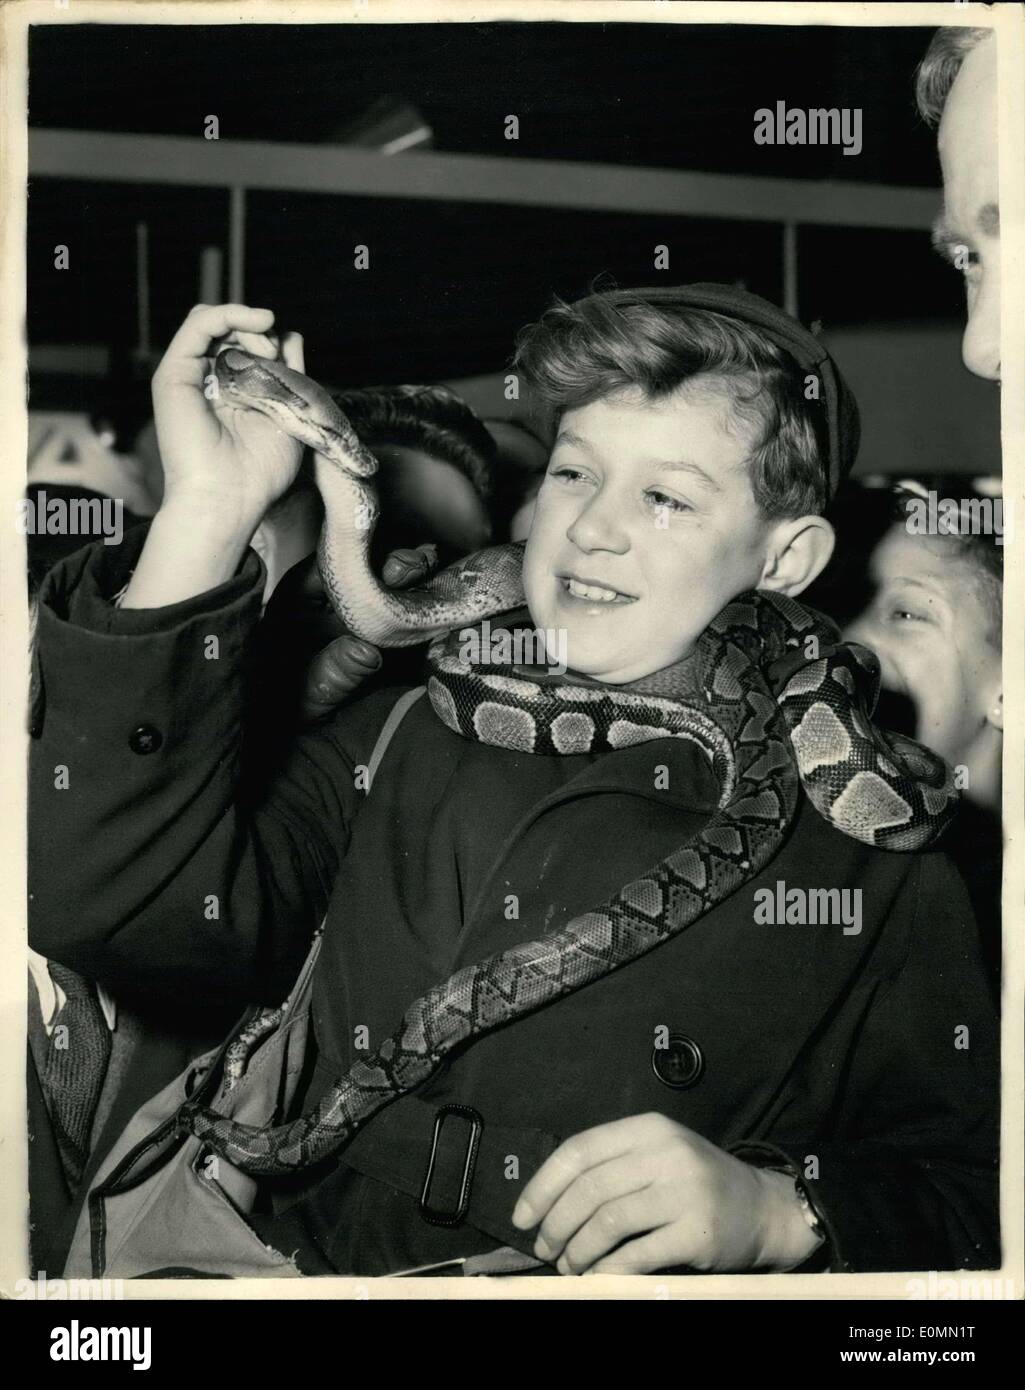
[419,1104,483,1227]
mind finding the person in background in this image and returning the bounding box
[835,24,1006,993]
[843,489,1002,994]
[251,381,498,739]
[265,403,552,728]
[917,25,1000,382]
[844,491,1002,811]
[255,381,496,602]
[484,417,553,543]
[29,374,162,520]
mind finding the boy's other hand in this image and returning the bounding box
[511,1113,822,1275]
[151,303,306,532]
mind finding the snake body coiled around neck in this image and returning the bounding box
[185,348,959,1176]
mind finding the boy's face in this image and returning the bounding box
[522,384,775,684]
[844,525,1001,767]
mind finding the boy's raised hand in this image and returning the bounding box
[151,303,306,530]
[511,1113,822,1275]
[123,305,307,608]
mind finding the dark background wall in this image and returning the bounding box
[26,20,1001,476]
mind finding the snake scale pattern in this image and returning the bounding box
[182,349,958,1175]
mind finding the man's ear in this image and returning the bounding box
[758,515,835,596]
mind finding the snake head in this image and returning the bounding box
[213,346,377,478]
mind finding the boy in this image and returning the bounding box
[30,288,997,1277]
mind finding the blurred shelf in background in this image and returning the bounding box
[25,20,999,481]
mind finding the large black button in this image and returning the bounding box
[129,724,163,755]
[652,1033,704,1090]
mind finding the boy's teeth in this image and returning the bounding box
[567,578,620,602]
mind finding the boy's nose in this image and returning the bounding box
[565,493,630,553]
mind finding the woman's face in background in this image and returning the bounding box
[843,525,1002,769]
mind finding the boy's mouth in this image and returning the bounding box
[559,574,638,605]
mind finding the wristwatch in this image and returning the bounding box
[790,1173,827,1243]
[727,1141,833,1270]
[755,1157,831,1269]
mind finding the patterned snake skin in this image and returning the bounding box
[182,351,959,1175]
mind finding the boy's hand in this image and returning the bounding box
[121,304,306,608]
[151,303,306,531]
[511,1113,821,1275]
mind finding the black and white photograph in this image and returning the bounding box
[2,0,1022,1331]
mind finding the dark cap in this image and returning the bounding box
[596,282,860,497]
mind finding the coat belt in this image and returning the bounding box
[338,1091,562,1260]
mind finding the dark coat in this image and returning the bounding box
[29,527,999,1276]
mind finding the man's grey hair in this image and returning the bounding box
[915,27,993,128]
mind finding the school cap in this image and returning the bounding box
[595,282,861,498]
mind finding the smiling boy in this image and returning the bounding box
[520,292,835,682]
[31,288,997,1278]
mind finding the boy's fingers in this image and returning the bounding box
[229,329,280,361]
[557,1186,670,1275]
[161,304,275,367]
[532,1154,652,1263]
[512,1116,648,1230]
[281,331,306,373]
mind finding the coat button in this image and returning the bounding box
[129,724,163,755]
[651,1033,704,1090]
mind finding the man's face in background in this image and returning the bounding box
[936,34,1000,381]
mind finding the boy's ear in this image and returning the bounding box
[758,515,835,596]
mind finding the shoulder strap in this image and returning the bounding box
[364,686,427,794]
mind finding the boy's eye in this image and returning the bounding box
[645,488,692,514]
